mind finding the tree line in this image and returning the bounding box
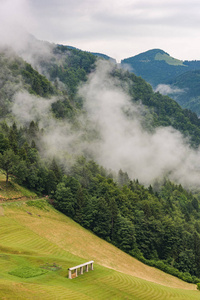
[53,158,200,284]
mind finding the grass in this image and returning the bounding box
[0,201,200,299]
[9,266,48,278]
[0,173,36,201]
[26,199,50,210]
[155,53,184,66]
[0,175,200,299]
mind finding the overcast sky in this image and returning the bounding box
[1,0,200,62]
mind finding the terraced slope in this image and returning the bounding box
[0,200,200,299]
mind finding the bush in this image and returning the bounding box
[9,266,48,278]
[197,282,200,291]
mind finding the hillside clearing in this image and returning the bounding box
[4,202,194,289]
[0,199,200,299]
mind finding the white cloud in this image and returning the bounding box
[0,0,199,62]
[78,61,200,188]
[25,0,200,61]
[11,91,55,125]
[0,0,36,48]
[155,84,185,95]
[10,61,200,189]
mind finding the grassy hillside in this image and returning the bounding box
[155,52,184,66]
[0,175,36,202]
[0,195,200,299]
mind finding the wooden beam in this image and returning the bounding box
[68,261,94,279]
[68,260,94,271]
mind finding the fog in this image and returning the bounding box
[155,84,185,96]
[0,0,54,76]
[79,61,200,188]
[1,1,200,190]
[12,91,56,125]
[10,60,200,189]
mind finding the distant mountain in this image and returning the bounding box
[121,49,200,87]
[121,49,200,115]
[167,70,200,116]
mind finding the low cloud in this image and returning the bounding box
[10,61,200,189]
[155,84,185,95]
[1,0,200,63]
[0,0,36,51]
[0,0,55,75]
[11,90,83,170]
[79,61,200,188]
[11,91,56,125]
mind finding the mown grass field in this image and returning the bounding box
[155,53,184,66]
[0,177,200,299]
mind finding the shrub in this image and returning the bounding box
[9,266,48,278]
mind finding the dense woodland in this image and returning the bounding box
[1,44,200,283]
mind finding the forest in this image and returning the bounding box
[1,43,200,284]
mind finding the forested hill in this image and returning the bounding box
[109,68,200,147]
[50,46,200,147]
[19,42,200,147]
[2,40,200,285]
[120,49,200,87]
[120,49,200,116]
[2,43,200,147]
[167,70,200,116]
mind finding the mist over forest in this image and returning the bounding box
[2,32,200,284]
[7,42,200,190]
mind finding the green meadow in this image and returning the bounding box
[0,171,199,300]
[0,199,199,300]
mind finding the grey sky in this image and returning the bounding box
[1,0,200,61]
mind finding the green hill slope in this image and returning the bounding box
[0,199,199,299]
[121,49,188,87]
[121,49,200,87]
[121,49,200,115]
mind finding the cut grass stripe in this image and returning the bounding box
[1,200,200,299]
